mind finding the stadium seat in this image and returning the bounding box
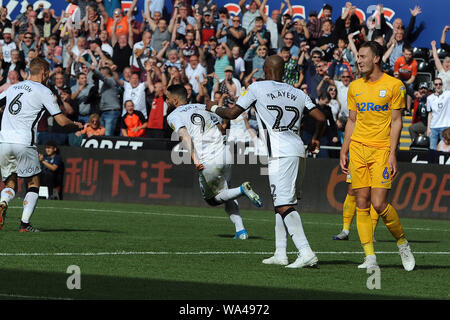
[416,72,433,86]
[412,47,430,60]
[436,48,449,59]
[417,61,432,73]
[410,135,430,151]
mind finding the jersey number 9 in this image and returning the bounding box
[191,113,206,133]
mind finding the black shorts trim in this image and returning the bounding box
[205,197,222,206]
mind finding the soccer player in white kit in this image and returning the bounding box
[166,85,263,240]
[206,55,326,268]
[0,58,83,232]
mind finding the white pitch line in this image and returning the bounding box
[0,251,448,257]
[9,206,450,233]
[0,293,72,300]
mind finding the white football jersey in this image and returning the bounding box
[167,103,225,164]
[123,82,148,119]
[236,80,316,157]
[426,91,450,129]
[0,80,61,146]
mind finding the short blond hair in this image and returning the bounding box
[29,57,49,76]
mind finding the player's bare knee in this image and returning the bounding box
[25,175,40,190]
[372,202,388,214]
[4,174,18,192]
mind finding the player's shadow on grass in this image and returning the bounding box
[0,268,435,300]
[40,229,119,233]
[216,234,265,240]
[316,260,359,266]
[374,239,441,244]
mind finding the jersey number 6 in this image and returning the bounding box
[8,93,24,115]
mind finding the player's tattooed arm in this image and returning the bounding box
[178,127,204,171]
[205,99,244,120]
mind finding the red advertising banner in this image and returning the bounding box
[7,147,446,219]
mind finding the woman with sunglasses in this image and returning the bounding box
[243,44,268,80]
[327,85,341,122]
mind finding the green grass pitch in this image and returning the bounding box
[0,198,448,300]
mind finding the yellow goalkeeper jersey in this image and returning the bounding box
[347,73,406,148]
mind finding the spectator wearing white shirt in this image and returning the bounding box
[132,31,155,72]
[99,29,114,58]
[185,54,206,95]
[259,0,280,50]
[231,46,245,82]
[70,36,88,76]
[426,78,450,150]
[329,70,352,119]
[147,0,164,18]
[115,68,153,120]
[0,28,16,63]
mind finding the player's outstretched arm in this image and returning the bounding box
[53,114,83,132]
[340,110,356,174]
[205,100,244,120]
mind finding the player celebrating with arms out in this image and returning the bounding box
[0,58,83,232]
[206,55,326,268]
[166,85,263,240]
[340,41,415,271]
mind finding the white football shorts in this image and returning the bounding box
[198,162,232,200]
[0,143,41,180]
[268,156,306,207]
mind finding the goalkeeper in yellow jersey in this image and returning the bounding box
[339,41,415,271]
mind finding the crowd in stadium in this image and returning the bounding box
[0,0,448,154]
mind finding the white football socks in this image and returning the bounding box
[214,187,243,203]
[225,200,245,232]
[21,191,39,224]
[0,187,15,204]
[274,213,288,257]
[283,210,313,255]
